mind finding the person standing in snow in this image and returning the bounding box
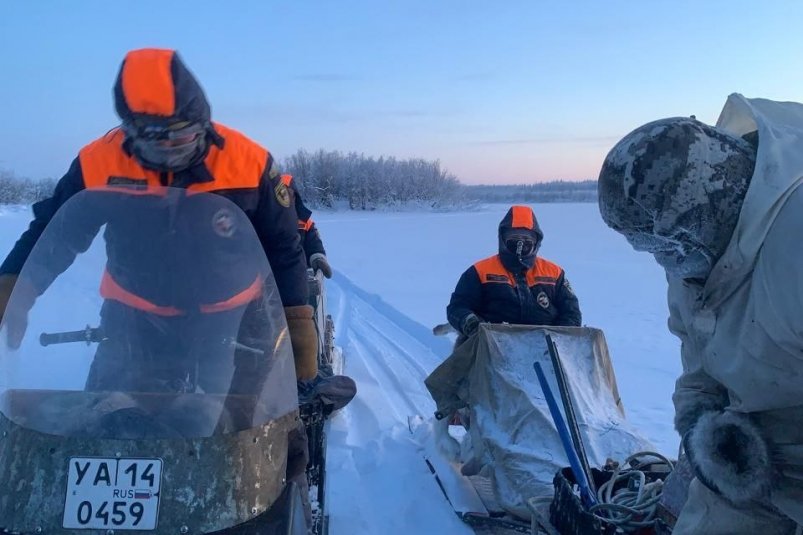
[446,205,582,343]
[280,174,333,278]
[598,94,803,533]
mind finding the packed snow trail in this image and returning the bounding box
[323,272,473,535]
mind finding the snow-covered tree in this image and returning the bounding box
[0,168,56,204]
[281,150,463,210]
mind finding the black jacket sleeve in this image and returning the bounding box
[301,223,326,261]
[289,180,326,261]
[447,266,483,333]
[0,158,91,290]
[251,156,309,307]
[554,271,581,326]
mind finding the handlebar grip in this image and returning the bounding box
[39,331,89,346]
[39,327,102,346]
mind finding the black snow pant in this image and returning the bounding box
[85,300,262,394]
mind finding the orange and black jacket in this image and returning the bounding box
[281,175,326,263]
[447,206,581,332]
[0,49,308,307]
[0,125,308,308]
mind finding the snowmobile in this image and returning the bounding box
[0,187,335,534]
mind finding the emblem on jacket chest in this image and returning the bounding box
[212,208,237,237]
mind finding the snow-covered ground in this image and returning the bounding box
[0,202,682,535]
[312,203,681,534]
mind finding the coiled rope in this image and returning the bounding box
[588,451,674,532]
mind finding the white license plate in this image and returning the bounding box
[63,457,163,530]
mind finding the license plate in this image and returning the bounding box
[63,457,163,530]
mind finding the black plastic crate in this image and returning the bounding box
[550,466,670,535]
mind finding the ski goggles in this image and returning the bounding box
[504,235,538,256]
[124,119,206,145]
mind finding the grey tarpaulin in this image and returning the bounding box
[425,323,653,519]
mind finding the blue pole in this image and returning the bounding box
[534,361,596,508]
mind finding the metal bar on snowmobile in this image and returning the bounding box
[226,339,265,355]
[39,325,105,346]
[545,333,597,496]
[534,360,597,508]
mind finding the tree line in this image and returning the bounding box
[0,169,57,204]
[462,181,598,204]
[281,150,597,208]
[0,155,598,207]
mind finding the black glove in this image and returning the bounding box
[309,253,332,279]
[461,313,481,337]
[683,411,772,504]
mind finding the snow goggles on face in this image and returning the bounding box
[504,236,537,256]
[124,119,206,145]
[123,118,209,172]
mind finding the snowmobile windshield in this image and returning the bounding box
[0,187,298,439]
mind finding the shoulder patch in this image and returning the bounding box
[274,181,291,207]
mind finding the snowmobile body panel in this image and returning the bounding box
[0,406,297,534]
[206,482,309,535]
[0,189,302,534]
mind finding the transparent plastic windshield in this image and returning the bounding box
[0,188,297,438]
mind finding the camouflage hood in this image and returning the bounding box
[598,117,756,280]
[600,94,803,306]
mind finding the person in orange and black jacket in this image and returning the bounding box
[280,174,332,278]
[447,205,581,341]
[0,48,318,382]
[0,48,322,528]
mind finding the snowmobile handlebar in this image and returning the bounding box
[39,326,105,346]
[37,328,265,357]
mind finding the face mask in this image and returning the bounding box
[621,226,714,279]
[124,120,208,172]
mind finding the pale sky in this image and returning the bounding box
[2,1,802,184]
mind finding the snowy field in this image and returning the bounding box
[0,202,682,534]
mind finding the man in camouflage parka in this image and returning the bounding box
[599,94,803,534]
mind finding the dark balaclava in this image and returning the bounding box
[114,48,220,173]
[498,205,544,272]
[598,117,756,280]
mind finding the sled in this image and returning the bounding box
[408,415,555,535]
[417,324,674,534]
